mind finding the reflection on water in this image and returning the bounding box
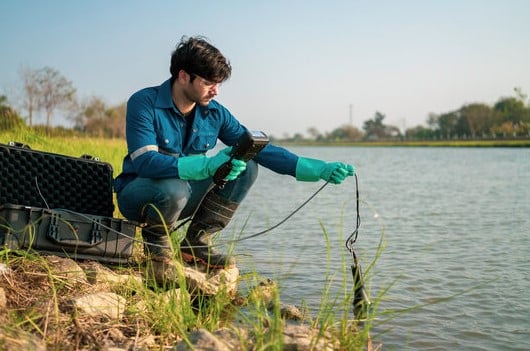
[225,146,530,351]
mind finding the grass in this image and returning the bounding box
[0,127,380,350]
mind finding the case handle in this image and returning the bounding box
[47,213,104,248]
[8,141,31,149]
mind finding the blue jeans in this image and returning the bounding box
[117,161,258,227]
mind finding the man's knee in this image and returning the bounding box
[240,160,259,185]
[216,160,258,203]
[142,178,190,225]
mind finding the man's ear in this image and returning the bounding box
[177,69,191,84]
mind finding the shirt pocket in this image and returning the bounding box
[189,131,217,153]
[156,131,182,156]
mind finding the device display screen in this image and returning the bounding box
[250,130,267,138]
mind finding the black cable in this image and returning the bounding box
[220,181,330,245]
[346,173,361,254]
[345,173,370,319]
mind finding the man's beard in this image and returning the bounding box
[184,90,210,106]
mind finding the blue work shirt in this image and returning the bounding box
[114,78,299,193]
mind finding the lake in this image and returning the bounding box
[225,146,530,351]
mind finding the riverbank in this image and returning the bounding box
[0,250,375,350]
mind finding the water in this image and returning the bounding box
[225,146,530,351]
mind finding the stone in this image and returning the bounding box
[184,266,239,297]
[0,326,47,351]
[44,255,88,286]
[212,327,249,351]
[282,324,336,351]
[79,261,142,290]
[73,292,126,320]
[173,328,231,351]
[280,304,305,321]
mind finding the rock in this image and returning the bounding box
[44,255,88,286]
[282,324,336,351]
[73,292,126,320]
[280,304,305,321]
[172,324,338,351]
[184,266,239,297]
[212,327,249,351]
[0,326,46,351]
[79,261,142,290]
[173,328,232,351]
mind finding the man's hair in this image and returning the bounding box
[170,36,231,83]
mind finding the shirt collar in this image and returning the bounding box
[155,78,211,118]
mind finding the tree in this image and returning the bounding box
[513,86,528,104]
[435,111,459,138]
[456,103,495,137]
[107,102,126,138]
[19,66,40,126]
[306,126,321,140]
[80,96,108,136]
[75,96,126,138]
[0,95,25,130]
[426,112,439,131]
[35,67,76,130]
[494,97,529,125]
[405,125,435,139]
[362,111,387,140]
[329,124,363,141]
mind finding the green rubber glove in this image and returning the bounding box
[295,157,354,184]
[178,147,247,181]
[225,158,247,181]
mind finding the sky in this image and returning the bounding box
[1,0,529,137]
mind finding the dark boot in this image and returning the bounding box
[181,192,238,269]
[142,225,173,259]
[142,225,184,285]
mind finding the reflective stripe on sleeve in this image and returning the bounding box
[130,145,159,161]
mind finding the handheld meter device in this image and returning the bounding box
[213,130,269,187]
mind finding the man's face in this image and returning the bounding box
[185,73,221,106]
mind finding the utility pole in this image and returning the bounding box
[349,104,353,125]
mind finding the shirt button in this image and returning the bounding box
[205,143,210,147]
[164,139,169,144]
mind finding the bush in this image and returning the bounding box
[0,106,25,131]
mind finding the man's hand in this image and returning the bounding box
[295,157,355,184]
[177,147,247,181]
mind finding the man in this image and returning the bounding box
[114,36,354,282]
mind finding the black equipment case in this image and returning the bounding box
[0,204,136,264]
[0,142,137,264]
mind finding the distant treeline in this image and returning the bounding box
[276,88,530,142]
